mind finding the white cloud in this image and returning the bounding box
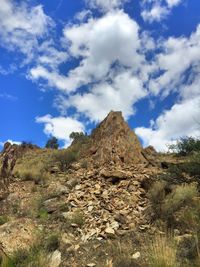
[136,97,200,151]
[69,71,147,122]
[0,140,21,147]
[29,66,74,92]
[36,115,85,147]
[31,10,150,122]
[141,3,169,23]
[85,0,129,12]
[141,0,183,22]
[0,0,53,62]
[149,24,200,97]
[61,10,144,90]
[166,0,182,8]
[37,41,68,70]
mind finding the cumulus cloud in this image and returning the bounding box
[68,71,147,122]
[36,115,85,147]
[141,3,169,23]
[31,10,150,122]
[85,0,129,12]
[29,66,74,93]
[141,0,183,22]
[0,0,53,62]
[149,24,200,97]
[136,97,200,151]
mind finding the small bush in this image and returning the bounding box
[54,149,78,172]
[177,197,200,233]
[148,180,167,216]
[19,169,49,184]
[161,183,198,226]
[147,234,179,267]
[45,234,60,252]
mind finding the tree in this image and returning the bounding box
[45,137,59,149]
[168,136,200,155]
[69,132,89,144]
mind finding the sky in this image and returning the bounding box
[0,0,200,151]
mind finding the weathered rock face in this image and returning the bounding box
[89,111,147,166]
[0,142,20,179]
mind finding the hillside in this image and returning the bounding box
[0,111,200,267]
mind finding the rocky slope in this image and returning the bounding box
[0,111,182,267]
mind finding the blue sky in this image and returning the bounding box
[0,0,200,151]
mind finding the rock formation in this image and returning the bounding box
[88,111,147,166]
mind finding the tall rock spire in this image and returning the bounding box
[89,111,147,165]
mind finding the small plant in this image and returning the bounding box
[0,216,9,225]
[19,169,49,184]
[70,210,85,227]
[37,208,49,220]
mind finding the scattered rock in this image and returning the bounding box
[48,250,61,267]
[132,251,141,259]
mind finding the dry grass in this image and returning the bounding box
[147,234,179,267]
[162,183,198,221]
[13,149,55,184]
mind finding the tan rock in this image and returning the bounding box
[48,250,61,267]
[0,218,37,255]
[88,111,147,166]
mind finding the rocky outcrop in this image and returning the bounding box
[141,145,158,166]
[0,142,18,179]
[88,111,147,166]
